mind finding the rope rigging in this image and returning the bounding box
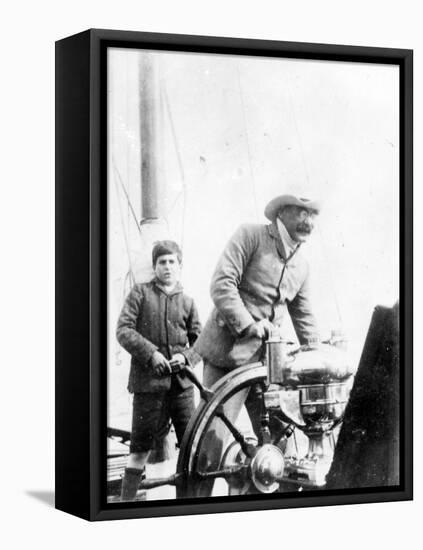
[111,160,136,286]
[112,157,142,236]
[111,156,138,368]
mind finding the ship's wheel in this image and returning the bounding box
[176,363,293,498]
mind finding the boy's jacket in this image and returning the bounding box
[116,279,202,393]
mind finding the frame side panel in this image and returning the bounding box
[55,30,91,520]
[401,50,413,500]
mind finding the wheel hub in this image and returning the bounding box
[250,444,285,493]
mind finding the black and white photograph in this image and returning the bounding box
[4,0,421,546]
[106,45,401,504]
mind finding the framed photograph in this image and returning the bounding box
[55,29,413,521]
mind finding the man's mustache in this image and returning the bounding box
[296,223,312,234]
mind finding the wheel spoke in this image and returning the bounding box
[196,465,247,481]
[139,472,183,490]
[215,406,257,458]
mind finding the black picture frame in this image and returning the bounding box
[55,28,413,521]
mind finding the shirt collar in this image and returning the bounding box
[153,278,183,295]
[276,217,300,257]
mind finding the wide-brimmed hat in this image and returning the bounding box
[264,194,321,221]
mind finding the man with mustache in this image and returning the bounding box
[195,194,320,437]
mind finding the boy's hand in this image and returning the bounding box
[150,351,171,376]
[171,353,187,366]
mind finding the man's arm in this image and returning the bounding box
[180,299,202,366]
[210,224,257,336]
[116,285,158,364]
[186,299,202,346]
[288,269,319,345]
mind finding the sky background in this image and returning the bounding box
[107,47,399,429]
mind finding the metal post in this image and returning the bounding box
[139,51,161,221]
[133,51,169,284]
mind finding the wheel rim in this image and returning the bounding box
[176,363,267,498]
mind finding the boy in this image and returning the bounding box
[116,240,202,501]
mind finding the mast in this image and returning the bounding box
[140,52,161,221]
[135,51,169,282]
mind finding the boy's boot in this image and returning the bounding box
[120,467,146,501]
